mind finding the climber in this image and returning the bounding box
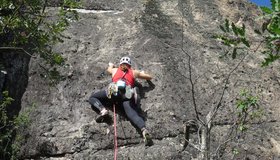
[88,56,153,146]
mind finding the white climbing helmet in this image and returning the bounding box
[119,56,131,66]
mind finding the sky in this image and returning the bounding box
[249,0,272,7]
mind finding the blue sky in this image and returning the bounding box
[250,0,271,7]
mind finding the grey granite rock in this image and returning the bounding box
[19,0,280,159]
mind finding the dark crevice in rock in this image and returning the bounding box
[0,50,30,118]
[21,151,75,160]
[151,133,180,141]
[94,141,141,152]
[93,134,181,151]
[213,119,277,126]
[0,51,30,160]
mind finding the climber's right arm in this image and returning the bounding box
[107,62,117,76]
[107,62,114,74]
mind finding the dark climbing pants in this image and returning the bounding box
[88,90,145,130]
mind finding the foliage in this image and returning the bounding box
[227,90,263,158]
[0,91,35,159]
[0,0,80,159]
[215,0,280,66]
[0,96,14,159]
[215,19,250,59]
[0,91,14,128]
[257,0,280,66]
[235,89,262,132]
[0,0,80,84]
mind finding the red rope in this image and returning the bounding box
[113,104,118,160]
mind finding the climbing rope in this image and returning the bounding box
[113,104,118,160]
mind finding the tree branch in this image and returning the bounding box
[208,53,248,126]
[0,47,36,58]
[180,14,204,126]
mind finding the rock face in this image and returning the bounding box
[20,0,280,159]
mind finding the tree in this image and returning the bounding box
[0,0,80,84]
[215,0,280,66]
[181,0,278,159]
[0,0,79,159]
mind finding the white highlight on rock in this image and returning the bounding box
[1,70,7,74]
[72,9,123,14]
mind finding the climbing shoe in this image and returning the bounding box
[96,109,110,123]
[142,128,153,146]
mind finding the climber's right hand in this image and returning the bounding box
[108,62,114,67]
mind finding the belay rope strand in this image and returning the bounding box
[113,71,128,160]
[113,104,118,160]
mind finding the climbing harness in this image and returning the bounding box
[107,82,134,100]
[113,103,118,160]
[107,82,118,99]
[107,69,134,100]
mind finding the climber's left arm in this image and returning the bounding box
[134,70,152,80]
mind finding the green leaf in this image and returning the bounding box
[221,37,237,47]
[231,22,239,36]
[232,48,237,59]
[232,148,239,155]
[271,0,280,12]
[239,125,247,131]
[261,6,273,14]
[53,53,64,65]
[267,18,280,34]
[212,34,220,39]
[241,24,246,36]
[262,53,280,66]
[225,19,230,32]
[262,21,269,32]
[220,25,227,32]
[241,38,250,47]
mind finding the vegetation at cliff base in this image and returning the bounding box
[0,0,80,159]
